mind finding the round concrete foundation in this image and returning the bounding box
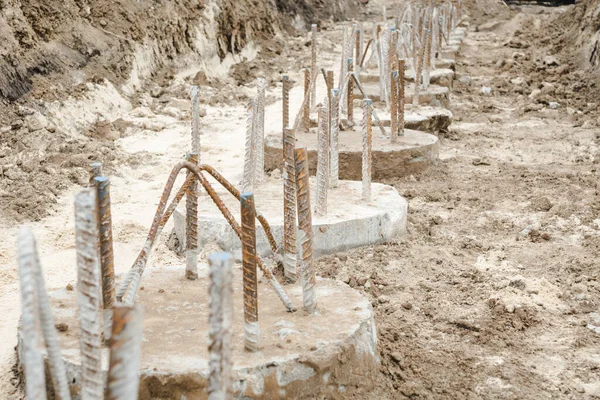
[173,177,407,261]
[20,265,378,399]
[264,126,438,182]
[354,82,449,108]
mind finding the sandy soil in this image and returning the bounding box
[1,0,600,399]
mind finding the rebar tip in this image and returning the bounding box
[90,162,102,168]
[363,98,373,106]
[241,192,254,201]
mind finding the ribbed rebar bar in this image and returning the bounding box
[186,152,199,281]
[431,7,439,69]
[282,75,291,131]
[399,59,406,136]
[391,70,399,143]
[254,78,266,184]
[116,162,295,312]
[241,193,259,352]
[330,89,340,188]
[106,305,143,400]
[191,85,201,157]
[347,58,354,124]
[74,188,103,400]
[315,106,329,217]
[17,228,48,400]
[354,26,361,79]
[94,176,115,343]
[282,128,298,283]
[294,148,317,314]
[303,69,311,131]
[339,26,348,114]
[382,27,392,109]
[351,74,387,137]
[376,25,386,103]
[310,24,317,111]
[242,100,255,193]
[423,22,432,89]
[208,252,233,400]
[89,162,102,187]
[27,235,72,400]
[362,99,373,203]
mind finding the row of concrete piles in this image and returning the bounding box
[16,0,465,397]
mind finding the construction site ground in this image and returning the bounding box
[1,0,599,398]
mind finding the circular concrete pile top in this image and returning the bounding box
[173,178,407,260]
[42,265,378,398]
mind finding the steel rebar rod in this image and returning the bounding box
[351,73,387,137]
[303,69,311,131]
[242,100,255,193]
[89,162,102,187]
[310,24,317,111]
[330,89,340,188]
[390,70,399,143]
[282,75,291,131]
[339,26,349,114]
[185,152,199,280]
[106,305,143,400]
[315,106,329,217]
[399,59,406,136]
[294,148,318,314]
[94,176,116,342]
[282,127,298,283]
[241,193,259,352]
[347,58,354,124]
[254,78,266,184]
[362,99,373,203]
[208,252,233,400]
[75,188,103,400]
[191,86,201,159]
[17,228,48,400]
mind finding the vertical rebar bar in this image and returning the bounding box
[89,162,102,187]
[208,252,233,400]
[282,128,298,283]
[382,27,392,109]
[390,70,399,143]
[191,85,201,159]
[423,20,432,89]
[254,78,266,184]
[347,58,354,124]
[186,152,199,281]
[362,99,373,203]
[241,193,259,352]
[294,148,318,314]
[303,69,311,131]
[26,233,71,400]
[93,176,115,343]
[399,60,406,136]
[242,101,255,193]
[339,26,348,114]
[282,75,291,131]
[330,89,340,188]
[431,7,438,69]
[17,228,47,400]
[310,24,317,111]
[354,26,361,79]
[106,305,143,400]
[74,188,103,400]
[315,106,329,217]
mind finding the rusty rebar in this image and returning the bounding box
[339,26,348,114]
[390,70,399,143]
[303,69,311,131]
[351,73,387,137]
[382,27,391,109]
[116,162,295,312]
[354,26,361,78]
[74,188,103,400]
[94,176,116,344]
[191,85,201,157]
[310,24,317,111]
[362,99,373,203]
[106,305,143,400]
[423,20,432,89]
[282,128,298,283]
[208,252,233,400]
[282,75,291,131]
[242,100,255,193]
[347,58,354,124]
[315,106,329,217]
[89,162,102,187]
[254,78,266,184]
[186,152,199,281]
[399,59,406,136]
[18,228,48,400]
[294,148,317,314]
[330,89,340,188]
[241,193,259,352]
